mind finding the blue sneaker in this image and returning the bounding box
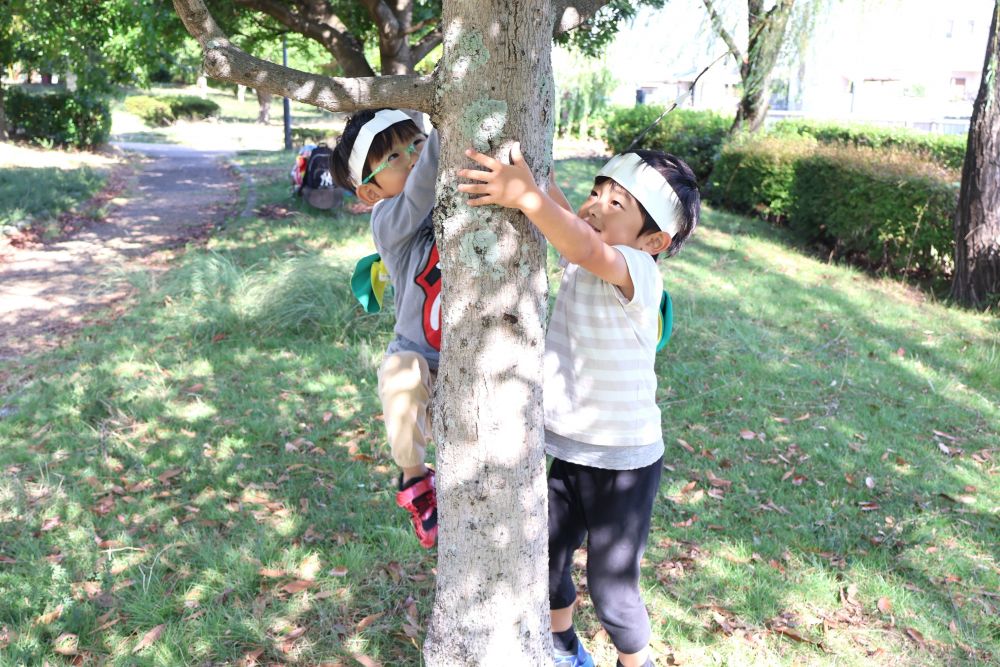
[553,642,595,667]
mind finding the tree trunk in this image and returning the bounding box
[951,0,1000,309]
[0,79,7,142]
[704,0,795,134]
[423,1,554,664]
[256,88,272,124]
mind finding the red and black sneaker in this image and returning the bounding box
[396,470,438,548]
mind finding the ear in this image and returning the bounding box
[641,231,672,255]
[355,183,385,206]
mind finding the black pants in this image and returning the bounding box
[548,456,662,654]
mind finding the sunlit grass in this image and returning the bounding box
[0,151,997,665]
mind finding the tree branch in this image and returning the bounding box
[702,0,745,64]
[359,0,400,39]
[412,29,443,64]
[552,0,611,37]
[172,0,435,113]
[232,0,374,76]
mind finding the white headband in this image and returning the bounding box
[348,109,412,187]
[596,153,682,237]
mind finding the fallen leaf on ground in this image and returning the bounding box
[297,554,322,581]
[672,515,697,528]
[739,429,756,440]
[905,627,925,645]
[356,612,384,631]
[259,568,284,578]
[41,517,61,532]
[331,566,348,577]
[53,633,78,655]
[351,653,382,667]
[877,597,893,614]
[35,606,63,625]
[676,438,694,453]
[237,648,265,666]
[132,624,165,653]
[281,580,314,594]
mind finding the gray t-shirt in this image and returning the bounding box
[370,131,441,370]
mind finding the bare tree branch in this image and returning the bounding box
[412,28,443,64]
[232,0,374,76]
[360,0,400,38]
[702,0,745,64]
[552,0,611,37]
[173,0,435,113]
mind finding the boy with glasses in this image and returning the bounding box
[331,109,441,548]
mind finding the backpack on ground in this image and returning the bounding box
[297,143,345,210]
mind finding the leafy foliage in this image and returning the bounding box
[555,0,667,57]
[605,105,730,183]
[770,119,968,170]
[709,136,960,276]
[5,87,111,148]
[553,47,615,140]
[124,95,221,127]
[3,0,186,95]
[790,145,959,275]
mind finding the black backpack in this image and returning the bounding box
[301,144,335,192]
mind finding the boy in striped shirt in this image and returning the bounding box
[459,145,700,667]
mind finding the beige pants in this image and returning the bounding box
[377,351,435,469]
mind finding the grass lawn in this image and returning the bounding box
[1,150,997,666]
[0,143,121,238]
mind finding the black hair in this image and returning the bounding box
[331,108,423,192]
[595,149,700,259]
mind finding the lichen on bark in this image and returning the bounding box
[458,99,509,152]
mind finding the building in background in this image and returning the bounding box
[606,0,993,134]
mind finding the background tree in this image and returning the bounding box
[951,0,1000,309]
[702,0,796,133]
[0,0,186,140]
[172,0,631,663]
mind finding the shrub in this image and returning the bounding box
[124,95,173,126]
[789,145,959,275]
[6,87,111,148]
[124,94,220,127]
[769,119,966,170]
[605,106,729,183]
[706,135,817,222]
[163,95,220,121]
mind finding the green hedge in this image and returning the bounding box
[789,145,958,274]
[769,119,967,170]
[707,136,817,222]
[124,95,173,126]
[605,106,729,183]
[6,88,111,148]
[709,138,958,275]
[124,94,220,126]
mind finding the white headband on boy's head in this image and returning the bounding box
[597,153,683,238]
[348,109,412,187]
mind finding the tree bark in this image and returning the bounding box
[256,87,272,124]
[423,0,554,663]
[172,0,584,661]
[0,79,7,142]
[951,0,1000,309]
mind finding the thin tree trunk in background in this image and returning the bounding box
[256,88,272,124]
[951,0,1000,309]
[423,0,554,664]
[0,80,7,141]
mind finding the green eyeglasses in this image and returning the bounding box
[362,137,425,185]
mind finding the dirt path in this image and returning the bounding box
[0,143,243,360]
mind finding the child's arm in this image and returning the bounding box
[458,144,635,298]
[373,129,440,254]
[547,170,574,213]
